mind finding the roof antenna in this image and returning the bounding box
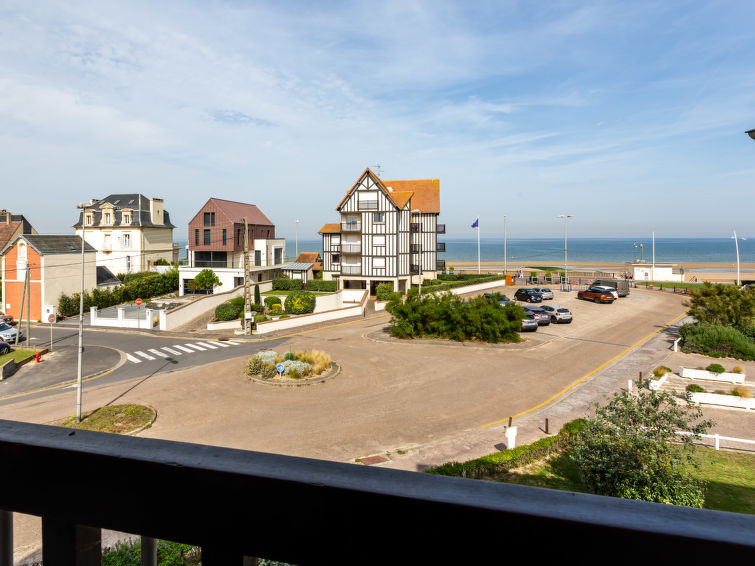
[374,164,383,178]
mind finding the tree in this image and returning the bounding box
[685,282,755,328]
[254,283,261,306]
[190,269,221,294]
[570,383,713,507]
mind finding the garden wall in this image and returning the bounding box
[253,290,368,335]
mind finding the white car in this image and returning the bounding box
[531,287,554,300]
[593,286,618,299]
[540,304,573,324]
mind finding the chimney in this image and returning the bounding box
[0,210,9,224]
[149,198,164,225]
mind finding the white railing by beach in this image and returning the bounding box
[676,431,755,451]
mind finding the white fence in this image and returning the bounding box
[90,306,166,330]
[676,430,755,450]
[166,281,273,330]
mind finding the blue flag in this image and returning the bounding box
[471,218,479,228]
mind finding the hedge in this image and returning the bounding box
[264,296,282,310]
[214,302,240,321]
[376,282,394,301]
[426,419,587,479]
[679,323,755,361]
[284,290,316,314]
[273,278,303,291]
[57,269,179,317]
[306,280,337,292]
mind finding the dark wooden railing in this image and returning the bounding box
[436,223,446,234]
[0,419,753,565]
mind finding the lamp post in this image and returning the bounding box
[557,215,573,289]
[633,241,637,263]
[295,219,300,258]
[746,128,755,140]
[732,230,742,286]
[75,203,89,423]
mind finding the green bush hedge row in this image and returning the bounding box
[58,269,179,317]
[679,323,755,361]
[272,278,303,291]
[306,280,337,292]
[426,419,588,479]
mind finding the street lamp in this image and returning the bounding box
[732,230,743,286]
[746,129,755,140]
[295,219,300,258]
[557,215,573,289]
[75,203,89,423]
[633,241,637,263]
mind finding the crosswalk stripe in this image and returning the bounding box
[198,342,219,349]
[185,343,206,351]
[225,341,240,345]
[135,350,156,360]
[126,353,141,363]
[149,348,169,358]
[174,345,195,353]
[214,341,231,348]
[162,347,182,356]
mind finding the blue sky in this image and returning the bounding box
[1,0,754,240]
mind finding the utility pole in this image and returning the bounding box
[15,264,28,347]
[25,263,30,348]
[243,217,252,335]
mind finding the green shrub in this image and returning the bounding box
[652,366,671,379]
[686,384,705,393]
[284,290,316,314]
[679,323,755,361]
[254,284,261,304]
[254,314,268,323]
[376,282,394,301]
[260,363,278,379]
[230,296,245,311]
[706,363,725,374]
[102,539,195,565]
[284,351,296,361]
[264,296,282,310]
[214,302,240,321]
[307,280,337,292]
[246,356,267,376]
[273,278,303,291]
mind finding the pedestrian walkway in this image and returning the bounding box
[125,340,240,363]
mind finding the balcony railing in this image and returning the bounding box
[193,260,231,268]
[341,221,361,232]
[410,243,421,253]
[410,264,420,274]
[436,242,446,253]
[437,259,446,270]
[330,243,341,251]
[342,265,361,275]
[410,222,420,233]
[436,223,446,234]
[341,243,361,254]
[0,419,752,564]
[358,200,378,210]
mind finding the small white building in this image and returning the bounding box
[632,263,684,282]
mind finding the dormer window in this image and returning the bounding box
[123,213,131,224]
[18,242,27,260]
[104,213,112,225]
[85,214,93,226]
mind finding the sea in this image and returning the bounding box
[177,237,755,271]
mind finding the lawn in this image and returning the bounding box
[0,348,37,366]
[634,281,707,291]
[61,404,155,434]
[497,447,755,514]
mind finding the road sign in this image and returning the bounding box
[47,314,55,323]
[276,363,284,375]
[135,298,143,306]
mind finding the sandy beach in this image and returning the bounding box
[448,261,755,283]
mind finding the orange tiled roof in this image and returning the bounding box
[383,179,440,213]
[385,191,413,209]
[296,252,320,263]
[318,223,341,233]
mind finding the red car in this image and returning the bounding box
[578,288,615,304]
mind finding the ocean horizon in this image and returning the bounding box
[176,237,754,266]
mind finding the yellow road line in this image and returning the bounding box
[263,312,390,341]
[480,310,687,428]
[0,367,118,402]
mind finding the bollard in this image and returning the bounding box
[628,380,632,394]
[715,433,720,451]
[508,416,512,427]
[545,418,549,434]
[35,352,40,363]
[505,426,518,450]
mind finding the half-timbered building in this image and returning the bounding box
[319,168,444,294]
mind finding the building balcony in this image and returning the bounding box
[358,200,378,210]
[341,243,361,254]
[0,419,751,564]
[437,260,446,270]
[342,265,361,275]
[341,221,362,232]
[410,222,420,233]
[410,264,420,274]
[436,223,446,234]
[410,244,421,253]
[436,242,446,253]
[330,243,341,251]
[193,260,231,268]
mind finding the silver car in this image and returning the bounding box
[0,322,22,342]
[520,313,538,332]
[531,287,554,300]
[540,304,573,324]
[523,306,551,326]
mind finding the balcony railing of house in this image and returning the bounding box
[193,260,230,268]
[410,244,421,253]
[358,200,378,210]
[330,243,341,251]
[341,221,361,232]
[436,242,446,253]
[410,264,420,274]
[0,420,752,565]
[410,222,420,233]
[437,259,446,270]
[436,223,446,234]
[341,243,361,254]
[341,265,361,275]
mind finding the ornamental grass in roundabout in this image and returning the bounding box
[246,349,337,384]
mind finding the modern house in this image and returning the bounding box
[73,194,177,275]
[319,168,444,294]
[0,210,37,251]
[179,198,286,295]
[0,235,97,321]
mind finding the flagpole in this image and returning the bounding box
[477,217,480,275]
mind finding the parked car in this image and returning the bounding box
[578,288,616,303]
[593,285,619,299]
[0,322,22,343]
[483,292,511,305]
[520,313,539,332]
[0,312,15,326]
[530,287,554,300]
[540,304,573,324]
[523,305,551,325]
[0,341,10,355]
[514,288,543,303]
[590,279,629,297]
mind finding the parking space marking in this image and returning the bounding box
[135,350,156,360]
[149,348,170,358]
